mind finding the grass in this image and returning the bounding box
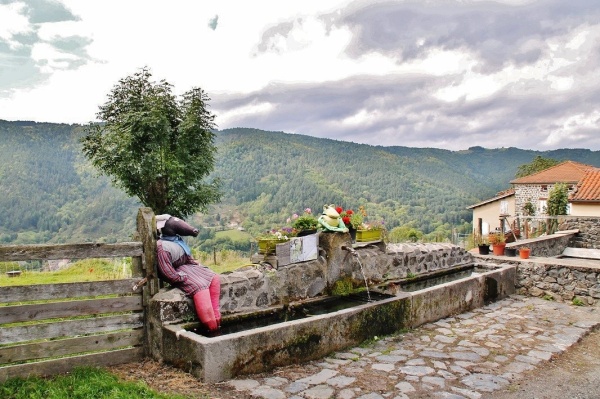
[572,297,586,306]
[1,250,252,287]
[0,259,132,287]
[0,367,194,399]
[192,249,257,274]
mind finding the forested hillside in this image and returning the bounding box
[1,120,599,246]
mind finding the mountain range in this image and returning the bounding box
[1,120,599,246]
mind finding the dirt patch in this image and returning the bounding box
[485,328,600,399]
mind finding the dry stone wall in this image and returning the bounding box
[517,261,600,305]
[559,217,600,249]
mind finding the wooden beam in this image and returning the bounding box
[1,314,143,345]
[0,279,140,303]
[0,330,143,364]
[0,347,144,382]
[0,242,143,262]
[0,296,142,324]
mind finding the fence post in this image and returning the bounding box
[136,207,159,358]
[136,208,159,298]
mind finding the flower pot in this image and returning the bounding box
[492,243,506,256]
[477,244,490,255]
[258,238,289,255]
[519,248,531,259]
[505,248,517,257]
[356,229,382,242]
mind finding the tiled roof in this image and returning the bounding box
[571,169,600,202]
[466,188,514,209]
[509,161,596,184]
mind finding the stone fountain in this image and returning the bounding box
[147,232,516,382]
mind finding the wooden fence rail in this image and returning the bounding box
[0,208,158,382]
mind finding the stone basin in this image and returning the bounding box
[158,261,516,382]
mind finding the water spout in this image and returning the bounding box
[341,245,358,257]
[341,245,371,302]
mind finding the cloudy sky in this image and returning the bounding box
[1,0,600,151]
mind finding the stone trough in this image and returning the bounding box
[153,255,516,382]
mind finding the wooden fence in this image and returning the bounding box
[0,208,158,382]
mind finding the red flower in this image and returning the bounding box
[335,206,343,214]
[345,209,353,215]
[342,216,350,225]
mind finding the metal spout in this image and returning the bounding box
[341,245,358,257]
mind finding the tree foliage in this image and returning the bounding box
[81,68,221,217]
[515,155,560,178]
[547,183,569,216]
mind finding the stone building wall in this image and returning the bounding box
[514,183,544,216]
[514,183,577,216]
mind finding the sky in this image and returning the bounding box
[1,0,600,151]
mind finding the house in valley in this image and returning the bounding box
[467,189,514,236]
[468,161,600,236]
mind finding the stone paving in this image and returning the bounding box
[222,295,600,399]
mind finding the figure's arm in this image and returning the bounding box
[157,242,187,284]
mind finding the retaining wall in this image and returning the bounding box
[559,217,600,249]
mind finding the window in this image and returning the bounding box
[500,200,509,215]
[539,199,547,214]
[541,185,548,192]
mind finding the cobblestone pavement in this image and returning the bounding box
[216,295,600,399]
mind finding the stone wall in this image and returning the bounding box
[558,217,600,249]
[149,233,473,325]
[506,231,576,257]
[517,261,600,305]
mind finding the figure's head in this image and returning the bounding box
[156,214,199,237]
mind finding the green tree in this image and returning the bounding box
[515,155,560,178]
[81,68,221,217]
[546,183,569,234]
[547,183,569,216]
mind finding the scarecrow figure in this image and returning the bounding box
[156,214,221,331]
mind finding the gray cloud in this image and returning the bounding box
[215,0,600,150]
[334,0,600,72]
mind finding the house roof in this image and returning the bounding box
[466,188,514,209]
[509,161,596,184]
[571,169,600,203]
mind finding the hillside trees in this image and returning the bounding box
[546,182,569,234]
[81,68,221,217]
[515,155,560,178]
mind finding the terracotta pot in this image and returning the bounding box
[492,243,506,256]
[519,247,531,259]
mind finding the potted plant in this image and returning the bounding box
[474,233,490,255]
[519,246,531,259]
[357,219,385,242]
[489,231,506,256]
[334,206,364,242]
[256,228,293,255]
[291,208,319,237]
